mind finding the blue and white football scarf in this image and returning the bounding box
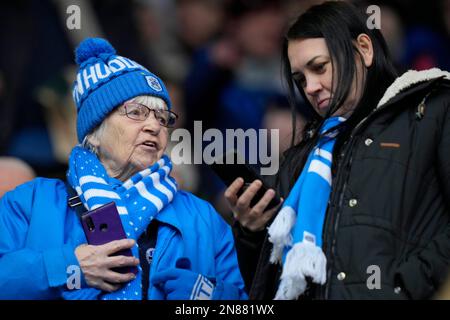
[268,117,345,300]
[66,146,177,300]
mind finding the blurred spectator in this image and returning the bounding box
[177,0,226,50]
[0,1,73,177]
[0,157,36,197]
[135,0,226,83]
[164,81,200,193]
[185,0,287,132]
[35,66,78,164]
[262,105,306,155]
[378,5,406,70]
[91,0,150,65]
[283,0,327,20]
[0,0,155,180]
[403,27,450,70]
[354,0,450,70]
[397,0,450,70]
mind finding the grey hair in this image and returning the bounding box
[129,95,168,110]
[82,120,107,156]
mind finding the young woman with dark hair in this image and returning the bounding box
[225,1,450,300]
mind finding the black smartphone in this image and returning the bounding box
[209,150,281,210]
[80,202,138,274]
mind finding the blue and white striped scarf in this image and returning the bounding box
[268,117,345,300]
[66,146,177,300]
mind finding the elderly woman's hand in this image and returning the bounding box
[224,178,283,232]
[75,239,139,292]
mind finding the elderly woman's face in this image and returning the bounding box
[93,98,169,180]
[288,36,373,118]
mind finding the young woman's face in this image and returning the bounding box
[288,37,373,118]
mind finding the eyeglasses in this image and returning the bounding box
[119,102,178,128]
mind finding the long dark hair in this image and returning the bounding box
[282,1,398,187]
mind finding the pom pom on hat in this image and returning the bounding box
[75,38,116,65]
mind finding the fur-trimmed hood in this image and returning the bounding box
[377,68,450,109]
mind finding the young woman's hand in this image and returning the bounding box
[224,178,283,232]
[75,239,139,292]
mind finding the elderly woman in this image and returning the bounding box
[0,38,247,300]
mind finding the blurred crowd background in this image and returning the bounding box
[0,0,449,220]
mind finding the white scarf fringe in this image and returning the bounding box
[274,241,327,300]
[267,207,296,264]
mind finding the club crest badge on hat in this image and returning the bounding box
[146,75,163,92]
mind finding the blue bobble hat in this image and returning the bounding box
[72,38,172,142]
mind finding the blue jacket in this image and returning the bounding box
[0,178,248,300]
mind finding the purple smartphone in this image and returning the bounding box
[80,202,138,274]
